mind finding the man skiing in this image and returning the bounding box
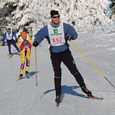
[17,32,32,79]
[2,28,19,57]
[33,10,93,104]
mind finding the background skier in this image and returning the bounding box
[2,28,19,57]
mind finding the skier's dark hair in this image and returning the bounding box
[7,28,11,32]
[50,10,59,17]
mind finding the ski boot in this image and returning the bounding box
[81,87,92,97]
[17,52,20,55]
[7,53,13,58]
[25,71,30,78]
[1,42,5,46]
[18,74,23,80]
[55,95,61,106]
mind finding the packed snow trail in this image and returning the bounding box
[0,29,115,115]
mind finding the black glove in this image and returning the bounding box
[65,34,72,41]
[33,41,38,47]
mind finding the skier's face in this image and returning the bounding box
[51,15,60,25]
[21,32,27,40]
[7,31,11,34]
[22,36,26,40]
[7,28,11,34]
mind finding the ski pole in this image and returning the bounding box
[35,47,38,86]
[70,40,115,89]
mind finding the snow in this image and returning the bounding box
[0,0,113,35]
[0,0,115,114]
[0,26,115,115]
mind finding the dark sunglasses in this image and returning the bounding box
[52,16,60,18]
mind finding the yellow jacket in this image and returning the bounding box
[17,35,33,50]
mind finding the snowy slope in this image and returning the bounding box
[0,26,115,115]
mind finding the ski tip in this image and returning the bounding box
[88,96,103,100]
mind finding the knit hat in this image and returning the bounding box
[50,10,59,17]
[7,28,11,32]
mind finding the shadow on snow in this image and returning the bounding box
[41,85,87,102]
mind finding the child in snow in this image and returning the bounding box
[17,32,32,79]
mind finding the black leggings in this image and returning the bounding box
[7,39,19,54]
[50,49,86,96]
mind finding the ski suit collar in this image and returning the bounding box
[50,22,61,28]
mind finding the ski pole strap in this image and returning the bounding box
[70,40,115,89]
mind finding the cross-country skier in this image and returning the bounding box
[17,32,32,79]
[33,10,93,103]
[2,28,19,57]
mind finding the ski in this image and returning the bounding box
[55,97,61,107]
[87,95,103,100]
[17,76,30,81]
[25,73,30,78]
[17,71,38,81]
[17,77,25,81]
[7,54,13,58]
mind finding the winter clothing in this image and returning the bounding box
[51,49,86,96]
[18,34,32,76]
[34,22,78,53]
[2,32,19,54]
[33,20,92,99]
[33,41,38,47]
[2,32,18,42]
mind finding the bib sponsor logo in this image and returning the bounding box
[48,22,65,46]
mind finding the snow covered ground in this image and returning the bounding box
[0,26,115,115]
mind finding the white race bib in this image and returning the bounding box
[47,22,65,46]
[6,33,13,40]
